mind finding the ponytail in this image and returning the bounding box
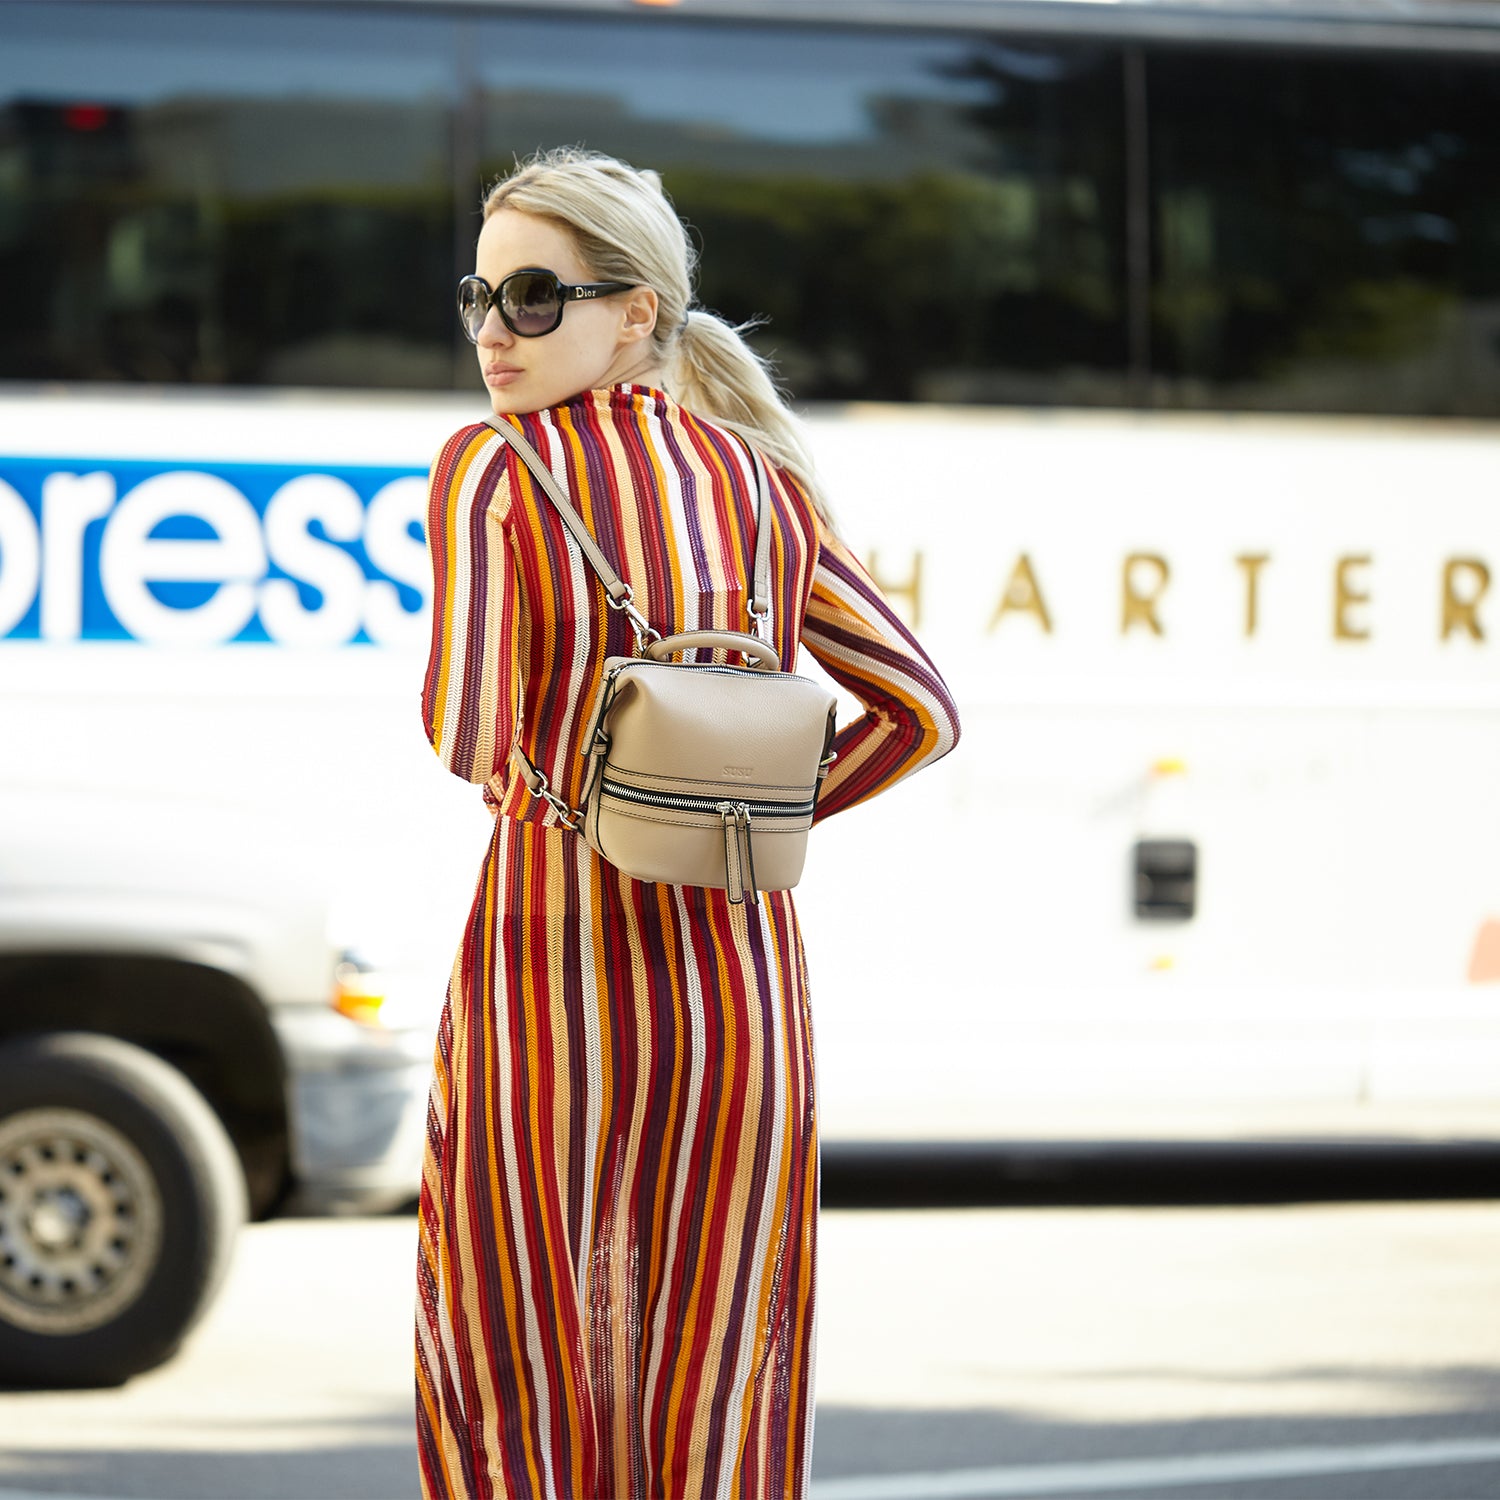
[668,311,836,531]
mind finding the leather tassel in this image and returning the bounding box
[736,805,759,904]
[718,801,758,905]
[720,803,745,904]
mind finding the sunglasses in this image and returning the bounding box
[457,268,636,341]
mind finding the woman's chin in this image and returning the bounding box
[487,390,530,416]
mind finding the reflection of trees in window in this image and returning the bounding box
[223,181,452,388]
[665,165,1128,406]
[1148,49,1500,415]
[0,94,454,388]
[933,40,1127,313]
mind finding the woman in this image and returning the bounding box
[415,147,960,1500]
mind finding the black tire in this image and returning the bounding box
[0,1031,248,1387]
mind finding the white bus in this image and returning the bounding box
[3,0,1499,1181]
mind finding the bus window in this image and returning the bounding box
[474,13,1131,408]
[1147,44,1500,418]
[0,2,458,389]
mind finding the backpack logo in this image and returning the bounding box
[724,764,755,779]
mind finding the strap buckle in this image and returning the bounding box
[607,586,662,655]
[534,772,582,832]
[514,749,582,832]
[747,599,772,644]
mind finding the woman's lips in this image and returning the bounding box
[484,366,523,386]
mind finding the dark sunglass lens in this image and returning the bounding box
[457,279,488,342]
[501,272,560,336]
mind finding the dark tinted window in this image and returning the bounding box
[476,15,1131,406]
[1147,45,1500,416]
[6,3,1498,420]
[0,2,457,387]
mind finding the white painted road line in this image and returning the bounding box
[806,1436,1500,1499]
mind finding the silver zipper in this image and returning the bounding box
[601,779,815,818]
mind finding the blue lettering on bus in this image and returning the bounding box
[0,458,429,646]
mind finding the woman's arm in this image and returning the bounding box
[800,517,960,823]
[419,426,522,787]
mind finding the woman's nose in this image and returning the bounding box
[476,306,512,348]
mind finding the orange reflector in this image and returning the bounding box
[333,992,384,1025]
[1468,918,1500,983]
[332,963,386,1026]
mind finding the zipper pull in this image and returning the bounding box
[718,801,744,904]
[736,802,759,905]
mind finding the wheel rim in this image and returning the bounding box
[0,1107,165,1335]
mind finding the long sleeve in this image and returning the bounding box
[419,427,522,787]
[800,517,960,823]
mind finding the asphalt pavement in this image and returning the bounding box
[1,1190,1498,1499]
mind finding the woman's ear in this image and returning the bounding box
[620,285,659,344]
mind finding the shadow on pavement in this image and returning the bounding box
[817,1139,1500,1209]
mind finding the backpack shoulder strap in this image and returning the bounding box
[739,438,773,631]
[483,416,631,605]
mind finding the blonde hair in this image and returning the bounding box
[480,145,835,528]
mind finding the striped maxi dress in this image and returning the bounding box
[415,382,960,1500]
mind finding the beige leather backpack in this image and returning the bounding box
[486,418,837,904]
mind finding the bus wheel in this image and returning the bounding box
[0,1031,247,1387]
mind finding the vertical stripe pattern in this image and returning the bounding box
[415,383,959,1500]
